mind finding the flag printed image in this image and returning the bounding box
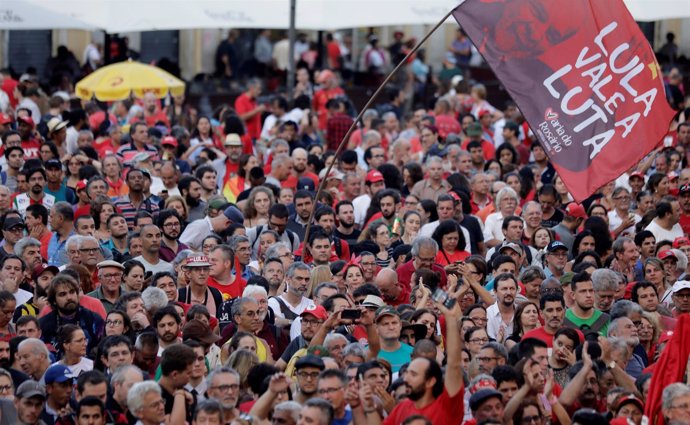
[453,0,676,201]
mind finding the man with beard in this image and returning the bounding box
[261,257,284,297]
[334,200,361,244]
[205,367,241,423]
[158,209,188,263]
[522,294,568,348]
[376,189,401,230]
[15,262,57,319]
[292,148,318,184]
[208,245,246,302]
[487,273,518,341]
[194,165,218,202]
[559,348,606,414]
[3,145,24,193]
[591,269,621,314]
[153,306,182,354]
[40,274,105,358]
[103,214,129,262]
[268,262,314,330]
[564,272,610,336]
[247,204,299,258]
[355,279,464,425]
[78,236,103,282]
[544,241,569,279]
[178,255,223,318]
[607,317,645,378]
[13,167,55,218]
[113,168,160,231]
[287,191,314,241]
[134,224,173,274]
[212,134,243,194]
[179,176,206,222]
[311,207,349,261]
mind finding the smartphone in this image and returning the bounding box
[432,288,457,309]
[341,309,362,320]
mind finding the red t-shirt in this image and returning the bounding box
[521,326,556,347]
[234,93,261,140]
[207,276,247,302]
[384,387,464,425]
[313,87,345,130]
[680,213,690,236]
[435,114,461,139]
[461,138,496,161]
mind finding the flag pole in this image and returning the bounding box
[302,8,456,255]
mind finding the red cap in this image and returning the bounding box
[17,115,35,127]
[366,170,384,184]
[161,136,178,147]
[658,250,677,261]
[317,70,335,84]
[668,171,679,181]
[565,203,587,219]
[629,171,645,180]
[673,236,690,248]
[300,305,328,321]
[75,179,87,191]
[0,113,12,125]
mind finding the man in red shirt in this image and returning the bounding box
[16,116,41,159]
[678,184,690,235]
[234,79,265,141]
[396,236,448,305]
[434,98,461,139]
[313,70,344,131]
[207,244,246,302]
[352,284,464,425]
[522,293,567,348]
[141,92,170,127]
[326,98,353,151]
[462,122,496,161]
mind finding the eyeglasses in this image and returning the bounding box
[415,256,435,263]
[674,293,690,300]
[476,356,500,363]
[145,399,165,409]
[670,403,690,410]
[613,196,631,201]
[202,244,217,250]
[296,371,320,380]
[163,222,181,228]
[302,319,323,326]
[278,252,294,259]
[469,338,489,344]
[106,319,123,327]
[211,384,239,392]
[470,317,488,324]
[101,273,123,281]
[317,387,343,395]
[79,247,99,254]
[360,261,376,267]
[0,385,12,393]
[521,415,542,424]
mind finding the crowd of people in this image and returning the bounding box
[0,23,690,425]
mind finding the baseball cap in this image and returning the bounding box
[295,354,325,371]
[296,177,315,193]
[318,168,344,181]
[672,280,690,294]
[161,136,178,147]
[3,217,26,231]
[614,394,644,414]
[32,263,59,281]
[680,184,690,195]
[375,306,399,323]
[498,242,523,256]
[673,236,690,248]
[17,115,35,127]
[97,260,125,271]
[182,319,220,346]
[15,380,46,399]
[629,171,645,180]
[0,113,12,125]
[361,295,385,308]
[565,203,587,219]
[658,250,677,261]
[559,272,575,287]
[317,70,335,84]
[223,205,244,224]
[300,305,328,321]
[44,159,62,170]
[668,171,679,181]
[75,179,88,191]
[546,241,568,253]
[44,364,75,384]
[366,170,384,184]
[466,122,483,137]
[224,133,243,147]
[208,198,229,211]
[469,388,503,411]
[185,255,211,267]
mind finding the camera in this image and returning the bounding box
[431,288,456,309]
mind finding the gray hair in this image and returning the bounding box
[381,111,397,121]
[127,381,161,414]
[78,129,94,142]
[363,130,381,145]
[607,336,632,353]
[607,318,635,339]
[272,153,291,168]
[314,282,338,299]
[521,201,542,215]
[228,235,250,252]
[481,342,508,360]
[425,156,443,167]
[173,249,195,268]
[286,261,310,278]
[242,285,267,299]
[609,299,644,321]
[672,248,688,271]
[363,109,379,121]
[612,237,634,256]
[390,138,410,151]
[0,185,10,195]
[111,364,144,386]
[324,333,348,348]
[495,187,519,206]
[591,269,622,292]
[411,236,438,257]
[205,366,240,389]
[274,401,302,423]
[662,383,690,411]
[141,286,169,312]
[519,266,545,283]
[265,242,291,259]
[77,235,99,249]
[271,139,290,151]
[17,338,50,359]
[230,297,258,318]
[14,237,41,257]
[304,398,334,425]
[66,234,83,250]
[341,342,366,360]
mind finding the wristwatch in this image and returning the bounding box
[607,361,617,370]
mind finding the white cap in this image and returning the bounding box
[672,280,690,293]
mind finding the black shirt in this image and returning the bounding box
[161,385,196,424]
[334,228,361,246]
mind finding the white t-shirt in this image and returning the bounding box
[353,194,371,227]
[645,220,684,243]
[133,256,174,274]
[54,357,94,377]
[608,210,641,236]
[13,288,33,306]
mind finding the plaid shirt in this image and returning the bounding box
[326,112,354,151]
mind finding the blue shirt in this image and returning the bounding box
[377,343,413,373]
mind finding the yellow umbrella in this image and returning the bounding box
[75,60,185,101]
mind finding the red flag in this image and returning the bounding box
[453,0,675,202]
[643,314,690,425]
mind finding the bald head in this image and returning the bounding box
[375,268,400,302]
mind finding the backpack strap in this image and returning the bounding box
[251,225,265,249]
[273,296,299,321]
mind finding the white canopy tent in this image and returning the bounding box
[3,0,690,32]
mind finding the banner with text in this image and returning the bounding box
[453,0,676,201]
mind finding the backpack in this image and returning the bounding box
[272,296,299,322]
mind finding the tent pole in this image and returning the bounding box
[302,8,455,254]
[287,0,296,101]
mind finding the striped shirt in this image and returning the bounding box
[113,195,160,230]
